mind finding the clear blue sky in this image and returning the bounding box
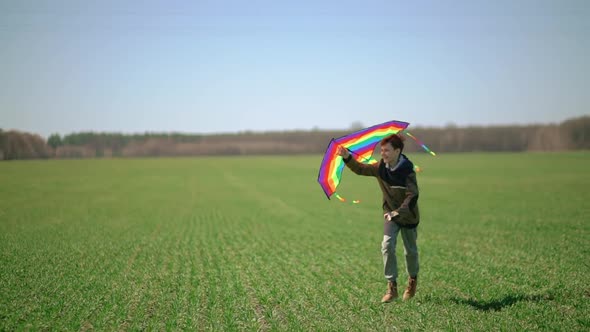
[1,0,588,138]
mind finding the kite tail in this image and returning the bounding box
[334,193,360,204]
[405,132,436,156]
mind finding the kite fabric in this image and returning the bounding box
[317,120,410,200]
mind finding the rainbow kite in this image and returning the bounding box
[317,120,409,200]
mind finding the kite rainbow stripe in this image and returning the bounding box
[317,120,409,200]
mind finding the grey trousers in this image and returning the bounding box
[382,220,419,281]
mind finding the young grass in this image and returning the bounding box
[1,153,588,330]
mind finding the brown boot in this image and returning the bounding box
[381,280,398,303]
[402,277,417,301]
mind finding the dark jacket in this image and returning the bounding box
[343,153,420,228]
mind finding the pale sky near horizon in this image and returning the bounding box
[1,0,588,138]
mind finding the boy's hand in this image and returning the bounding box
[337,146,350,159]
[384,211,399,221]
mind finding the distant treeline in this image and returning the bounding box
[1,116,588,160]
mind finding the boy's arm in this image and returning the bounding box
[343,154,379,177]
[398,172,419,211]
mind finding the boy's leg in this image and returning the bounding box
[381,220,400,303]
[400,227,419,300]
[400,227,419,277]
[382,220,401,281]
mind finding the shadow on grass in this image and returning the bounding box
[451,293,554,312]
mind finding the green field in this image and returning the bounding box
[1,152,589,331]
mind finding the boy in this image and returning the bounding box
[338,133,420,303]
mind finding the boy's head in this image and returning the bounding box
[379,134,405,164]
[380,133,405,152]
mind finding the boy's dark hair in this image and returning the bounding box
[380,133,405,152]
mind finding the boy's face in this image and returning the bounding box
[380,143,401,164]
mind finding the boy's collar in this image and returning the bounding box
[386,154,405,171]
